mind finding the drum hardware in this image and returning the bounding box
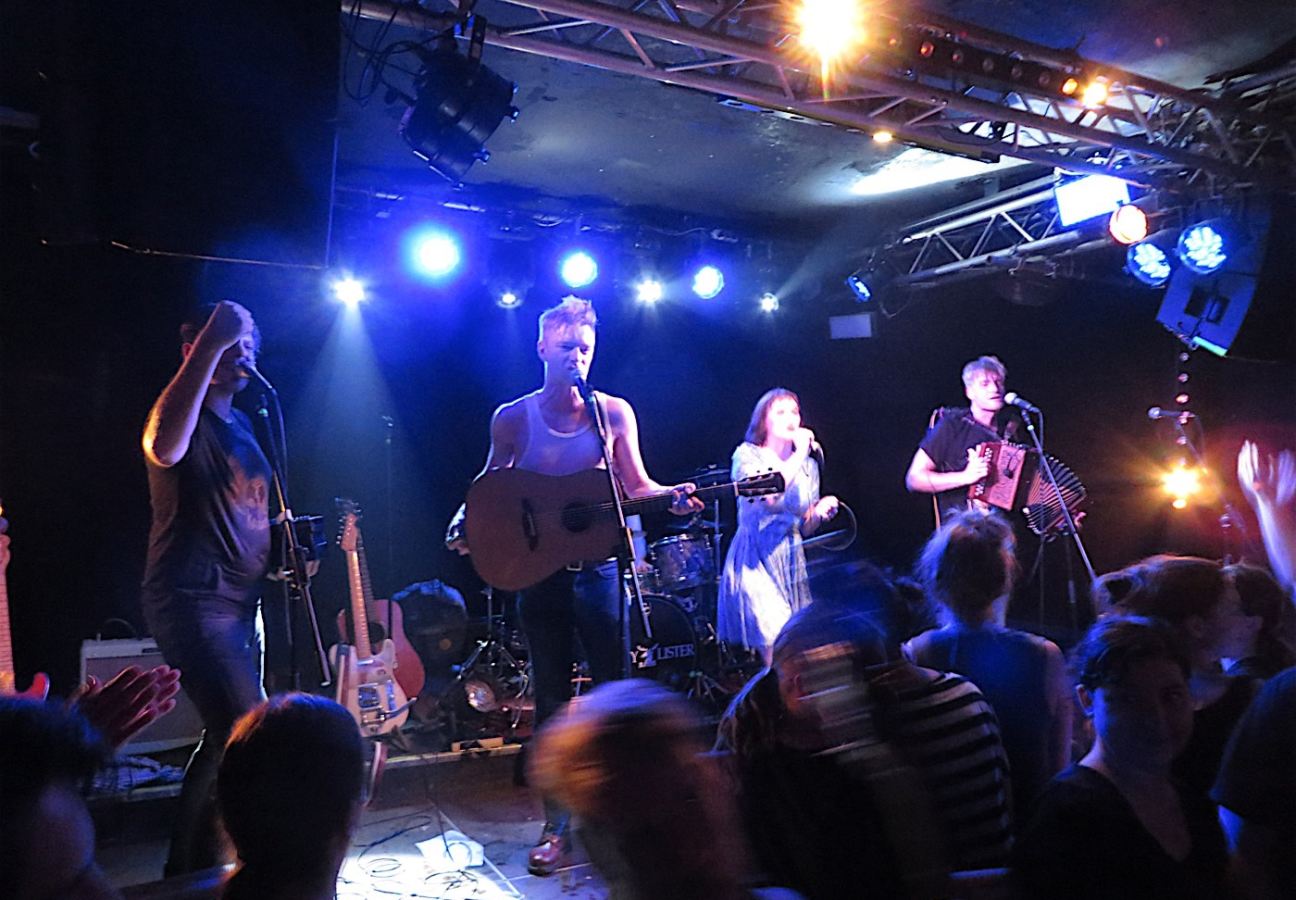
[439,587,531,736]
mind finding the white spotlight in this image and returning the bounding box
[759,292,780,313]
[635,278,664,304]
[331,277,367,308]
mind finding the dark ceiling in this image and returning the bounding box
[335,0,1296,230]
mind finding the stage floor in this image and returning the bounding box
[95,743,611,899]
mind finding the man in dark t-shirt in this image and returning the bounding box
[141,300,271,877]
[906,355,1018,526]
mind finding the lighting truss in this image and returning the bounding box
[355,0,1296,192]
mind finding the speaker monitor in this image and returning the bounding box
[80,638,204,754]
[1156,201,1296,362]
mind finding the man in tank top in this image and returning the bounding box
[448,295,702,875]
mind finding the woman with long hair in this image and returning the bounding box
[717,388,838,665]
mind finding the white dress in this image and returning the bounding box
[717,442,819,655]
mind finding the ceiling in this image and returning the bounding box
[334,0,1296,233]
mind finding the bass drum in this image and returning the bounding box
[649,534,715,592]
[628,594,700,693]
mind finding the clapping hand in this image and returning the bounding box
[71,664,182,751]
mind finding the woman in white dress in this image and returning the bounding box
[718,388,839,664]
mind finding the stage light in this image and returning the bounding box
[795,0,865,67]
[1054,174,1131,227]
[846,272,872,302]
[1060,76,1080,96]
[692,265,725,300]
[330,276,367,307]
[409,229,462,279]
[559,251,598,288]
[1108,204,1149,245]
[1178,220,1229,274]
[1161,463,1203,510]
[497,291,522,309]
[399,35,519,183]
[873,130,894,144]
[759,292,780,312]
[1081,77,1110,107]
[1127,241,1173,286]
[635,278,664,304]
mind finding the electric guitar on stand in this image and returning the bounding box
[0,505,50,699]
[331,500,409,736]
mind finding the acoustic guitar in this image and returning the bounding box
[0,506,50,699]
[464,468,785,591]
[330,500,411,736]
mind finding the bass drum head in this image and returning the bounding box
[627,594,699,693]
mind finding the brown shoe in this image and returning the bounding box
[526,831,567,876]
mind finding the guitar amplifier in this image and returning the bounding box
[79,638,204,754]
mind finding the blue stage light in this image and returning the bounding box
[409,229,462,279]
[1127,241,1173,287]
[759,292,780,312]
[331,276,367,307]
[692,265,725,299]
[560,251,598,288]
[1178,220,1228,274]
[846,272,872,302]
[497,291,522,309]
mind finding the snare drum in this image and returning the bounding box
[649,534,715,591]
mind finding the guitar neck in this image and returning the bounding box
[622,480,736,516]
[0,569,13,679]
[344,536,373,661]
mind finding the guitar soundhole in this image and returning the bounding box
[561,503,593,533]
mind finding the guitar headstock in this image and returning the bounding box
[335,497,363,553]
[736,470,786,496]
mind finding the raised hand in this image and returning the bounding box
[198,300,255,352]
[72,664,182,751]
[1238,440,1296,509]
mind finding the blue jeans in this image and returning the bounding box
[144,595,266,876]
[517,561,624,828]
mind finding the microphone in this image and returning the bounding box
[236,359,274,392]
[1003,392,1040,414]
[571,370,594,402]
[1148,406,1196,420]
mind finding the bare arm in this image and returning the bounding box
[1238,441,1296,592]
[604,395,701,512]
[142,301,253,468]
[905,446,988,494]
[1043,640,1074,776]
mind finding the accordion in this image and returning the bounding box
[968,441,1087,535]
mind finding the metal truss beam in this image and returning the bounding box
[356,0,1296,192]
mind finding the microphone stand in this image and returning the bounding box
[1018,409,1097,631]
[574,374,651,680]
[245,365,332,688]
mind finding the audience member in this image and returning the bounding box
[530,679,800,900]
[1223,562,1296,679]
[72,664,183,750]
[1103,554,1263,794]
[1012,616,1228,899]
[0,698,119,900]
[216,694,365,900]
[716,602,951,898]
[1212,666,1296,900]
[904,509,1071,818]
[804,561,1014,868]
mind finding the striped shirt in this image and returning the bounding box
[868,664,1015,869]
